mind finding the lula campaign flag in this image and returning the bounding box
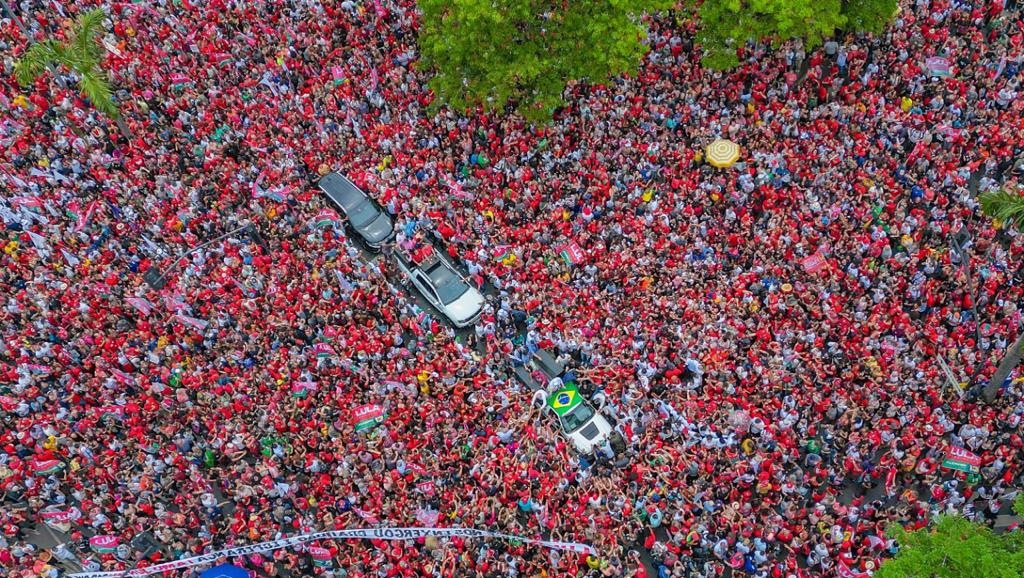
[924,56,952,78]
[75,200,100,232]
[211,53,235,68]
[416,480,436,496]
[89,535,120,554]
[251,169,291,202]
[558,241,585,265]
[33,459,64,475]
[164,294,189,312]
[415,508,440,527]
[313,342,336,359]
[170,73,192,87]
[314,209,341,228]
[27,230,50,253]
[110,368,135,384]
[10,196,43,211]
[335,269,355,292]
[292,381,318,398]
[351,507,379,524]
[61,248,81,267]
[352,404,385,432]
[308,547,332,567]
[802,251,827,274]
[40,506,82,531]
[942,446,981,473]
[441,173,470,199]
[836,561,870,578]
[491,245,513,263]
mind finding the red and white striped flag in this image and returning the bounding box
[441,174,470,199]
[110,368,135,384]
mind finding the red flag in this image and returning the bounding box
[802,251,827,273]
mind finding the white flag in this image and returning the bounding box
[61,248,81,267]
[27,230,49,252]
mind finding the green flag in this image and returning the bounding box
[548,383,584,417]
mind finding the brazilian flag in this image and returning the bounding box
[548,383,583,417]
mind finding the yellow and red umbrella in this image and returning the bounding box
[706,139,741,168]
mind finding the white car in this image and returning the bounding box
[513,349,617,455]
[395,250,484,328]
[546,383,615,455]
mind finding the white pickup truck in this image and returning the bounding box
[394,249,484,328]
[514,349,616,455]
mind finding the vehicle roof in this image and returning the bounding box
[531,349,565,379]
[319,172,367,211]
[425,260,462,287]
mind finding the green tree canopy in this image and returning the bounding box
[876,515,1024,578]
[980,189,1024,230]
[694,0,899,69]
[417,0,672,123]
[15,8,119,118]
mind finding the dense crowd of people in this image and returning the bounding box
[2,0,1024,576]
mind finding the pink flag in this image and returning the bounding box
[126,297,154,316]
[163,294,189,312]
[75,200,98,232]
[352,507,379,524]
[110,368,134,384]
[10,196,43,210]
[415,508,439,526]
[174,314,209,331]
[292,381,318,395]
[313,342,336,358]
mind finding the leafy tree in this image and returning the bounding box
[417,0,672,123]
[977,189,1024,402]
[14,8,129,136]
[877,515,1024,578]
[694,0,899,69]
[980,190,1024,227]
[841,0,900,35]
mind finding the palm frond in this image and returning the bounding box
[79,70,119,118]
[13,40,65,87]
[70,8,107,69]
[979,190,1024,229]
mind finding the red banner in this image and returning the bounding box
[802,252,827,273]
